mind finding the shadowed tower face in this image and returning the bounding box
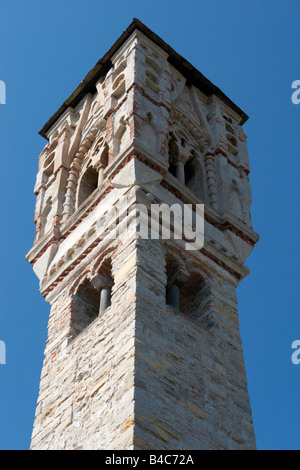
[26,19,259,450]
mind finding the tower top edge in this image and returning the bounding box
[39,18,248,141]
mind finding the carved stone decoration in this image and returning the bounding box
[189,86,213,148]
[33,120,79,242]
[139,112,158,153]
[228,179,244,220]
[39,196,53,238]
[113,115,130,157]
[62,118,106,221]
[62,128,98,221]
[203,148,219,210]
[169,66,186,104]
[170,87,211,152]
[168,83,221,209]
[94,144,109,186]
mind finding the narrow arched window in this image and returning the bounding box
[69,261,114,342]
[165,253,210,326]
[69,279,100,340]
[168,139,179,178]
[100,145,109,168]
[77,167,98,208]
[185,156,205,200]
[165,255,182,311]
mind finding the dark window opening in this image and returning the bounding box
[168,138,204,199]
[168,139,179,178]
[77,167,98,208]
[180,272,206,321]
[100,145,109,168]
[166,283,181,310]
[165,253,210,325]
[69,260,114,342]
[185,156,204,200]
[165,254,184,311]
[69,279,100,341]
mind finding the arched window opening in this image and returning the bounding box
[165,253,210,325]
[185,156,205,201]
[69,260,114,342]
[100,145,109,168]
[168,139,179,178]
[77,167,98,209]
[69,279,100,340]
[180,272,206,321]
[165,254,189,311]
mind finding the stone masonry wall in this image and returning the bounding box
[30,183,256,450]
[30,235,137,450]
[133,239,256,450]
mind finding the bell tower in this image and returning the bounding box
[26,19,259,450]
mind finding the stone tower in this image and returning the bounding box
[26,19,259,450]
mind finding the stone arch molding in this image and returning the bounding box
[62,117,106,222]
[170,85,213,153]
[69,246,116,296]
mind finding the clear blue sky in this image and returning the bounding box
[0,0,299,450]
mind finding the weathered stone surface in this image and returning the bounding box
[26,20,258,450]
